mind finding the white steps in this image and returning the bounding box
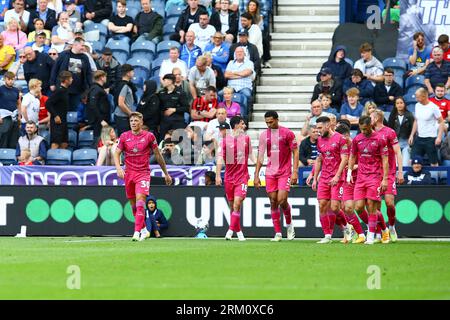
[253,104,311,111]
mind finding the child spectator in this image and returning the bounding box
[144,196,169,238]
[18,148,33,165]
[319,93,339,118]
[340,88,364,127]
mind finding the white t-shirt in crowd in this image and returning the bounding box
[415,101,442,138]
[21,92,40,124]
[4,9,30,26]
[159,59,188,79]
[187,23,216,52]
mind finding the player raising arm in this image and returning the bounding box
[114,112,172,241]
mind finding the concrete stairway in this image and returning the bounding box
[248,0,339,146]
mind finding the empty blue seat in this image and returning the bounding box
[232,92,245,106]
[91,41,105,54]
[68,129,78,149]
[85,22,108,37]
[383,57,407,72]
[67,111,78,129]
[126,7,140,19]
[156,40,180,55]
[46,149,72,165]
[40,130,50,146]
[163,23,176,37]
[404,91,417,105]
[407,103,416,113]
[345,57,354,67]
[405,74,426,91]
[394,74,404,88]
[132,75,145,88]
[78,130,94,148]
[131,40,156,60]
[0,148,17,165]
[152,2,165,17]
[151,56,164,77]
[72,148,98,165]
[127,56,151,75]
[166,5,183,18]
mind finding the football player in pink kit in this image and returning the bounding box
[347,115,389,245]
[216,116,253,241]
[114,112,172,241]
[254,111,299,242]
[371,109,404,243]
[312,116,353,244]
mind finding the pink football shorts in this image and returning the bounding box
[353,176,382,202]
[342,181,355,202]
[225,181,248,201]
[317,180,343,201]
[382,174,397,196]
[124,171,151,199]
[265,175,291,193]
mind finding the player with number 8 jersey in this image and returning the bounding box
[114,112,172,241]
[216,116,253,241]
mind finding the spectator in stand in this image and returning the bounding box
[228,28,260,76]
[8,49,27,90]
[353,42,384,86]
[136,79,160,138]
[79,0,112,26]
[343,68,374,106]
[404,156,432,185]
[319,93,339,118]
[23,46,54,94]
[204,31,230,73]
[158,73,189,139]
[108,0,134,40]
[299,125,318,167]
[4,0,30,31]
[0,72,20,148]
[213,0,238,11]
[96,125,118,165]
[159,46,188,83]
[246,0,271,67]
[239,12,262,60]
[50,37,93,111]
[300,99,332,139]
[26,29,50,53]
[187,12,216,52]
[424,47,450,94]
[150,137,183,165]
[48,47,58,60]
[64,0,82,28]
[317,45,352,83]
[27,18,51,43]
[48,0,63,15]
[50,11,74,52]
[20,78,42,134]
[440,133,450,166]
[204,52,225,90]
[16,120,46,164]
[0,34,15,74]
[373,68,403,113]
[180,30,202,70]
[362,100,378,117]
[196,139,216,165]
[171,0,207,43]
[96,47,121,90]
[224,46,254,118]
[429,83,450,124]
[189,55,216,99]
[209,0,238,43]
[340,88,364,128]
[218,86,240,118]
[173,66,193,106]
[18,148,34,165]
[388,96,415,166]
[1,18,27,50]
[311,66,343,111]
[133,0,163,43]
[407,31,431,76]
[113,63,136,136]
[0,1,10,24]
[409,88,446,166]
[204,106,229,141]
[27,0,57,32]
[45,70,72,149]
[190,85,217,123]
[86,70,110,142]
[431,34,450,62]
[38,90,49,130]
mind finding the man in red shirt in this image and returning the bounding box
[190,86,218,122]
[429,83,450,122]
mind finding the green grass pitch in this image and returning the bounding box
[0,237,449,299]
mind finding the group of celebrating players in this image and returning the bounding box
[114,107,402,244]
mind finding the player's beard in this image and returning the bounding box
[322,130,329,138]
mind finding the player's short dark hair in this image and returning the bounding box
[230,115,243,129]
[337,118,351,129]
[335,124,350,135]
[59,70,72,82]
[359,115,372,126]
[264,111,278,119]
[241,12,253,20]
[316,116,330,124]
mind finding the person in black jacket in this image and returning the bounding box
[170,0,207,43]
[373,68,403,113]
[209,0,238,43]
[311,67,343,111]
[96,47,121,90]
[50,37,93,111]
[137,79,160,139]
[299,126,319,167]
[45,71,72,149]
[404,156,432,185]
[86,70,110,142]
[316,45,353,83]
[79,0,112,25]
[23,47,54,94]
[27,0,57,32]
[158,73,189,140]
[228,29,261,76]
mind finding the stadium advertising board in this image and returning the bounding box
[0,186,449,237]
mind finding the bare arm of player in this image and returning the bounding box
[393,143,404,184]
[215,154,223,186]
[436,116,445,146]
[114,148,124,179]
[291,148,299,186]
[153,147,173,185]
[408,119,417,146]
[381,155,389,192]
[347,154,355,184]
[312,156,322,191]
[331,153,348,187]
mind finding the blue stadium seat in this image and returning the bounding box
[166,6,183,18]
[152,1,165,17]
[112,51,128,65]
[407,103,416,113]
[72,148,98,165]
[46,149,72,165]
[151,56,164,77]
[127,0,141,10]
[405,75,426,91]
[132,75,145,88]
[232,92,245,106]
[165,16,179,28]
[91,41,105,54]
[84,23,108,42]
[67,111,78,129]
[78,130,95,148]
[68,129,78,150]
[0,148,17,165]
[394,75,404,88]
[163,23,176,38]
[126,7,140,19]
[40,130,50,146]
[404,91,417,105]
[345,57,354,67]
[131,40,156,60]
[127,56,152,79]
[156,40,180,55]
[106,38,130,63]
[382,57,407,72]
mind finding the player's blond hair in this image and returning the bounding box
[129,112,143,120]
[373,109,384,123]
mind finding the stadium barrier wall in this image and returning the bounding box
[1,186,449,237]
